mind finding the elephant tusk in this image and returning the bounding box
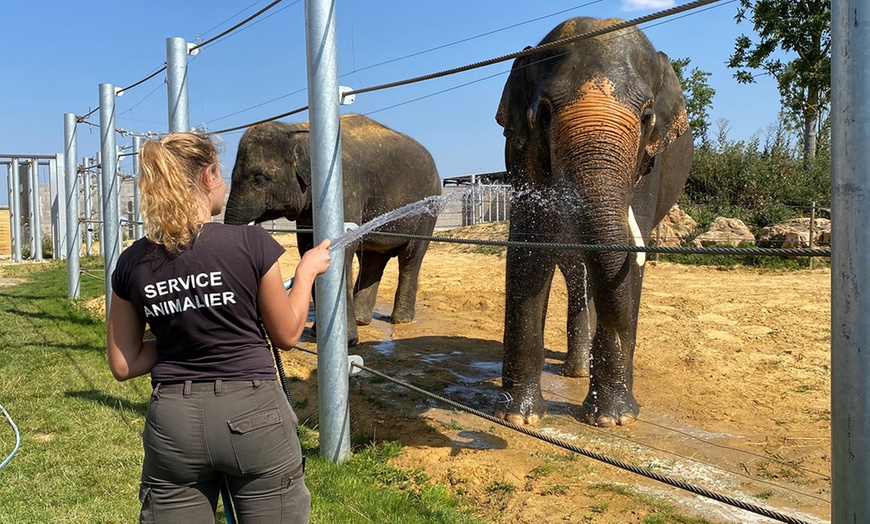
[627,206,646,267]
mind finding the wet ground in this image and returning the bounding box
[276,225,831,523]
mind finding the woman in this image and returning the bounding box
[107,132,330,523]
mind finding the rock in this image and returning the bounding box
[692,217,755,248]
[757,218,831,249]
[651,204,697,247]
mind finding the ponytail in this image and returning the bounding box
[138,132,220,253]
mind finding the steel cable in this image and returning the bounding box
[348,360,812,524]
[289,343,819,521]
[189,0,286,52]
[343,0,725,98]
[349,337,832,488]
[282,228,831,258]
[205,0,724,136]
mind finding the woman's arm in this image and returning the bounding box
[106,293,157,381]
[259,239,331,349]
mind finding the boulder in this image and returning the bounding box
[692,217,755,248]
[651,204,698,247]
[757,218,831,249]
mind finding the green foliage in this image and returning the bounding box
[671,57,716,146]
[728,0,831,161]
[683,118,830,229]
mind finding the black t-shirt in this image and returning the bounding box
[111,223,285,384]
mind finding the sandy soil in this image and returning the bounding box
[274,223,832,524]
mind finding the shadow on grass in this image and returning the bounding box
[66,389,148,416]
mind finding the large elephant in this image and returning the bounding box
[494,18,693,427]
[224,113,442,346]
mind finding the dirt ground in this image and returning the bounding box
[274,223,831,524]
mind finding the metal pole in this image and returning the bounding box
[53,154,68,260]
[64,113,80,299]
[305,0,351,463]
[10,158,21,262]
[132,136,143,239]
[96,152,104,259]
[166,37,190,133]
[100,84,120,318]
[831,0,870,520]
[49,156,59,257]
[30,159,43,261]
[83,157,93,256]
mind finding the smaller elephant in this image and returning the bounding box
[224,114,442,346]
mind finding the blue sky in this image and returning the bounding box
[0,0,784,206]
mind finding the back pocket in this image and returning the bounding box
[227,407,288,474]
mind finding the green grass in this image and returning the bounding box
[0,261,484,524]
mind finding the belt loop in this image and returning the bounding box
[183,380,192,398]
[252,379,262,389]
[214,379,222,396]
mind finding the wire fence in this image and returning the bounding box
[9,1,831,522]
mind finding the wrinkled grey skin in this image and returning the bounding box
[225,114,441,346]
[495,18,693,427]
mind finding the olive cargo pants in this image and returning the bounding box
[139,379,309,523]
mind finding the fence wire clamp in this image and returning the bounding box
[339,86,355,106]
[348,355,364,375]
[343,222,359,233]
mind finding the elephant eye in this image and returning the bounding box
[253,172,270,189]
[641,106,655,129]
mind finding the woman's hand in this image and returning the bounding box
[296,239,331,281]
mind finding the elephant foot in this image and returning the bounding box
[563,361,590,378]
[390,307,415,324]
[564,350,590,378]
[494,387,546,426]
[579,387,638,427]
[356,317,372,326]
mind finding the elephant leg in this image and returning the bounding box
[306,236,359,347]
[344,245,360,346]
[561,260,596,378]
[580,256,644,427]
[391,240,430,324]
[497,246,555,426]
[352,250,390,326]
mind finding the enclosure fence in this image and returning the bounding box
[5,0,864,521]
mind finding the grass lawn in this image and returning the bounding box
[0,260,483,523]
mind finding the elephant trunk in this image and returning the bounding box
[223,186,261,225]
[551,104,640,246]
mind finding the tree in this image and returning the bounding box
[671,57,716,147]
[728,0,831,165]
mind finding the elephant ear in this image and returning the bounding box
[496,50,532,129]
[647,51,690,157]
[292,142,312,187]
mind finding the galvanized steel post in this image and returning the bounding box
[52,154,67,260]
[29,159,42,261]
[166,37,190,133]
[132,136,143,239]
[96,152,104,259]
[305,0,351,463]
[83,157,93,256]
[10,158,21,262]
[99,84,120,317]
[831,0,870,520]
[64,113,80,299]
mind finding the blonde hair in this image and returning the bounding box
[138,132,220,253]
